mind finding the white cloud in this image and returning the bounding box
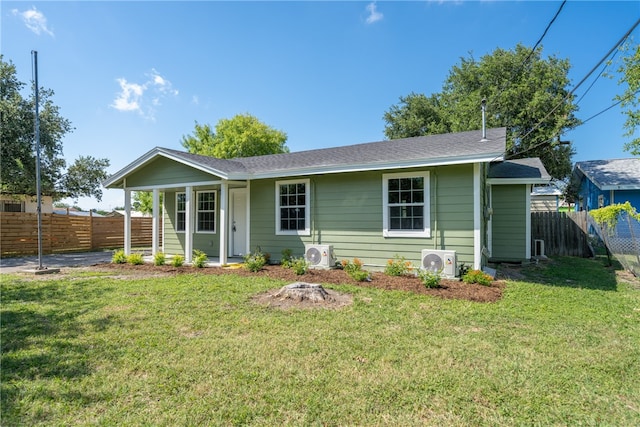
[110,70,178,120]
[12,7,54,37]
[365,2,383,24]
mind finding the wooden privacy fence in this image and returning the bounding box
[531,211,591,257]
[0,212,160,256]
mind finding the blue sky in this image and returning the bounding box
[2,1,639,210]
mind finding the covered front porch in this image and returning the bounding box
[120,179,251,265]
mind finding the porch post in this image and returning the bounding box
[124,188,132,256]
[219,180,228,265]
[185,186,193,263]
[152,188,160,255]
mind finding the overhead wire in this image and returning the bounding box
[503,17,640,160]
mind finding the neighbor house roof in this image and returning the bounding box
[573,158,640,190]
[487,158,551,185]
[104,128,507,188]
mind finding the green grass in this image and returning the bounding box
[2,257,639,426]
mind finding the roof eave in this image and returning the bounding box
[488,177,551,185]
[103,147,232,189]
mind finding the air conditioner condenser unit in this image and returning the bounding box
[304,244,336,269]
[421,249,457,278]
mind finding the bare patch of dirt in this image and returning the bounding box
[89,263,505,304]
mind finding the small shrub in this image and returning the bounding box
[112,249,127,264]
[127,253,144,265]
[384,254,413,276]
[171,254,185,267]
[290,257,309,275]
[462,269,493,286]
[192,250,208,268]
[341,258,370,282]
[417,268,441,288]
[281,248,293,268]
[153,252,166,266]
[244,251,266,272]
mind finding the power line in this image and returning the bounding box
[506,17,640,159]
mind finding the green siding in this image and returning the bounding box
[127,157,219,188]
[162,190,220,258]
[250,165,477,269]
[491,185,527,261]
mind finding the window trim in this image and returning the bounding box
[275,179,310,236]
[382,171,431,238]
[176,192,186,233]
[196,190,217,234]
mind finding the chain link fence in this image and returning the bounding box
[588,211,640,277]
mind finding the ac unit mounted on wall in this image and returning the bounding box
[421,249,457,278]
[304,244,336,269]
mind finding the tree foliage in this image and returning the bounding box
[132,191,162,215]
[383,44,580,180]
[614,42,640,155]
[181,113,289,159]
[0,56,110,201]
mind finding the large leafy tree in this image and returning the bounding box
[614,42,640,155]
[181,113,289,159]
[0,56,110,201]
[383,44,580,180]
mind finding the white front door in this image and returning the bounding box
[230,188,248,256]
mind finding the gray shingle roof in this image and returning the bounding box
[105,128,508,187]
[488,158,551,181]
[574,158,640,190]
[163,127,506,176]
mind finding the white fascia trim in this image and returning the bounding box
[124,180,224,192]
[599,185,640,191]
[487,178,550,185]
[103,148,231,188]
[251,154,504,180]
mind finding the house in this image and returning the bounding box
[103,127,550,271]
[0,194,53,213]
[572,158,640,212]
[531,185,564,212]
[53,208,105,217]
[105,210,150,218]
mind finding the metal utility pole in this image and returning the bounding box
[32,50,43,270]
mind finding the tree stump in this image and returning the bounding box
[274,282,333,303]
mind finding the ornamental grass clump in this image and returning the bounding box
[153,252,166,266]
[126,253,144,265]
[192,250,208,268]
[171,254,185,267]
[341,258,370,282]
[384,254,413,276]
[112,249,127,264]
[462,269,493,286]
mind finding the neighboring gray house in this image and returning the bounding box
[572,158,640,212]
[103,128,550,272]
[531,185,564,212]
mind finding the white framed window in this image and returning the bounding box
[196,191,216,233]
[598,194,604,208]
[382,171,430,238]
[176,192,186,232]
[275,179,310,236]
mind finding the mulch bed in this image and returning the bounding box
[91,263,505,303]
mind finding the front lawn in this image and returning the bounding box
[1,257,639,426]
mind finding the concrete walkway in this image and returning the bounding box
[0,251,114,274]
